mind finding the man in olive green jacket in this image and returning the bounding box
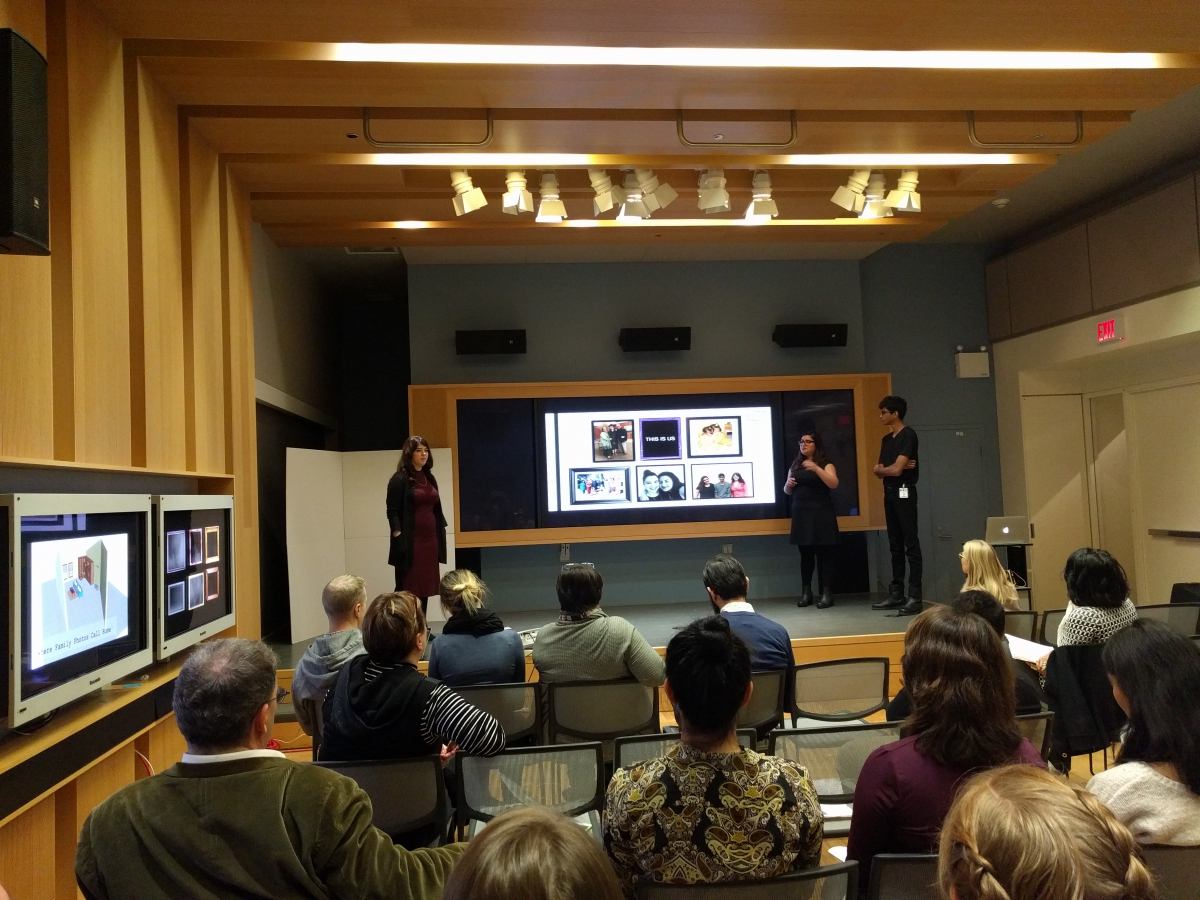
[76,638,463,900]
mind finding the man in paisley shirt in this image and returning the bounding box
[604,616,823,896]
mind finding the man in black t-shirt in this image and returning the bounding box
[871,395,923,615]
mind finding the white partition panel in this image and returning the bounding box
[286,449,347,643]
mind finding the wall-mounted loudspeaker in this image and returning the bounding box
[455,329,527,355]
[618,327,691,352]
[772,323,848,348]
[0,29,48,255]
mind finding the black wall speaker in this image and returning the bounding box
[455,329,527,355]
[618,327,691,352]
[0,29,49,256]
[772,323,848,348]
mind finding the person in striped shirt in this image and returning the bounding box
[321,591,506,767]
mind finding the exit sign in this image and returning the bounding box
[1095,315,1125,345]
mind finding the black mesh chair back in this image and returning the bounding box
[769,722,902,804]
[1015,711,1055,761]
[866,854,939,900]
[738,670,788,735]
[314,755,448,845]
[455,742,605,835]
[452,682,540,744]
[1142,845,1200,900]
[1039,608,1068,646]
[1133,602,1200,638]
[636,860,858,899]
[547,678,660,744]
[614,730,758,771]
[1003,610,1038,641]
[790,658,889,722]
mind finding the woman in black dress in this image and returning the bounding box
[386,435,448,615]
[785,432,840,609]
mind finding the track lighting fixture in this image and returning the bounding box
[830,169,871,214]
[501,170,534,215]
[450,170,487,216]
[617,172,652,220]
[885,170,921,211]
[744,171,779,223]
[859,172,894,219]
[634,168,678,213]
[588,169,625,215]
[536,172,567,222]
[696,169,730,213]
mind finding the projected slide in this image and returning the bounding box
[545,404,775,513]
[27,533,130,669]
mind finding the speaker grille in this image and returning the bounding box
[0,29,49,255]
[618,327,691,352]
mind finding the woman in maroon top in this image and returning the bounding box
[846,604,1045,894]
[385,436,448,614]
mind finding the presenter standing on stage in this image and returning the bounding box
[386,435,448,616]
[871,396,923,616]
[785,432,840,609]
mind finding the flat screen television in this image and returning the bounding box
[154,495,234,659]
[2,494,153,728]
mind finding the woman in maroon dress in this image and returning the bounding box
[386,436,448,615]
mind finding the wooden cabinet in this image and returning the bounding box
[1007,224,1093,335]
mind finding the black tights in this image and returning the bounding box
[798,545,837,594]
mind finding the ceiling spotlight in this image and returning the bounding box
[617,172,652,220]
[501,170,534,215]
[831,169,871,213]
[536,172,568,222]
[634,168,678,213]
[450,170,487,216]
[588,168,625,215]
[885,170,921,211]
[696,169,730,214]
[859,172,894,219]
[744,170,779,223]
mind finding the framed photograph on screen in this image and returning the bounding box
[206,566,220,600]
[686,416,742,458]
[165,530,187,573]
[690,462,754,499]
[569,468,630,505]
[188,528,204,566]
[166,581,185,615]
[639,417,681,460]
[635,465,686,502]
[590,420,635,463]
[187,572,205,610]
[204,526,219,563]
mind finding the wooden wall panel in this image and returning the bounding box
[1007,224,1092,336]
[0,0,46,52]
[985,257,1012,341]
[189,128,226,473]
[135,64,187,470]
[134,714,187,776]
[0,255,55,459]
[54,746,134,899]
[0,796,55,900]
[63,0,131,465]
[1087,177,1200,312]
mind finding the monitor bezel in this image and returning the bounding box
[153,494,236,660]
[6,493,155,727]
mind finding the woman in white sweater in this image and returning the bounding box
[1087,619,1200,845]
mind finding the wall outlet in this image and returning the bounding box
[722,543,733,555]
[559,543,570,562]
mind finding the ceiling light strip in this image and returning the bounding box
[369,218,926,230]
[354,152,1040,167]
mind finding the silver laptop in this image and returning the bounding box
[985,516,1031,545]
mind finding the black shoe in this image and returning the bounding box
[872,589,905,610]
[896,597,924,616]
[816,590,834,609]
[797,589,813,608]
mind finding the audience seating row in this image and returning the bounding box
[1015,601,1200,646]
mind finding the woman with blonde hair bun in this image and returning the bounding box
[428,569,525,687]
[960,539,1020,610]
[939,765,1156,900]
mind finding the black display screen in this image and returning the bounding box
[162,507,232,640]
[456,398,539,532]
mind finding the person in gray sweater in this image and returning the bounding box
[292,575,368,734]
[533,564,665,687]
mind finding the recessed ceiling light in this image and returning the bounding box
[992,197,1011,208]
[346,132,358,139]
[713,134,725,140]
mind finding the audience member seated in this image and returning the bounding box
[960,539,1020,610]
[703,554,795,672]
[1087,619,1200,845]
[533,564,665,687]
[605,616,822,897]
[75,638,463,900]
[428,569,525,686]
[292,574,368,734]
[847,605,1044,893]
[321,591,505,763]
[886,590,1045,720]
[443,806,622,900]
[939,766,1154,900]
[1057,548,1137,646]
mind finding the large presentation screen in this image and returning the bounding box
[539,393,786,527]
